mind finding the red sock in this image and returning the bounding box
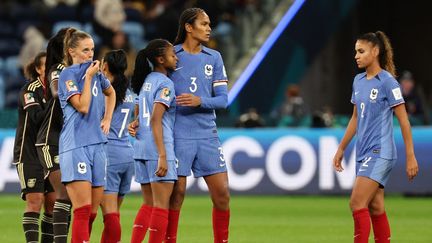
[101,213,121,243]
[165,209,180,243]
[131,204,152,243]
[148,207,169,243]
[352,208,371,243]
[89,212,97,237]
[72,205,91,243]
[212,208,230,243]
[371,212,391,243]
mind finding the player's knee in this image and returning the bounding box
[170,188,186,209]
[349,197,366,211]
[26,194,44,212]
[368,200,385,215]
[212,189,230,210]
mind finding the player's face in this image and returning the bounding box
[189,12,211,43]
[36,56,46,81]
[163,45,178,71]
[354,40,378,69]
[70,37,94,64]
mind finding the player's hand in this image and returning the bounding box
[406,155,419,182]
[155,155,168,177]
[128,119,139,137]
[100,117,111,135]
[176,93,201,107]
[333,148,344,172]
[86,60,100,77]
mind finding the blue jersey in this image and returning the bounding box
[351,70,404,161]
[107,89,135,146]
[170,45,228,139]
[58,61,111,153]
[134,72,176,160]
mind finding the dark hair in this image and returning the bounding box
[25,51,46,81]
[63,28,92,66]
[357,31,396,77]
[131,39,172,94]
[44,27,68,99]
[174,8,206,45]
[104,49,129,108]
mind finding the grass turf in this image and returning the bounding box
[0,194,431,242]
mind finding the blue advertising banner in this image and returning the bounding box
[0,128,430,194]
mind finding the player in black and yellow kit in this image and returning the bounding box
[35,28,72,243]
[13,51,56,243]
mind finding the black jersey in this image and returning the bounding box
[36,64,65,147]
[13,78,46,164]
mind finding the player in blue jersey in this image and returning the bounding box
[58,28,116,243]
[99,49,135,243]
[14,51,56,243]
[129,39,178,243]
[166,8,230,243]
[36,28,72,243]
[333,31,419,243]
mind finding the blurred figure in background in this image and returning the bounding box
[235,107,265,128]
[19,26,46,74]
[399,70,428,125]
[93,0,126,47]
[271,84,308,127]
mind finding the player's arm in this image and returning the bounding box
[101,85,116,134]
[151,102,168,177]
[49,69,61,98]
[333,105,357,172]
[176,82,228,109]
[69,61,100,114]
[393,103,418,181]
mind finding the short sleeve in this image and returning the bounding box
[383,78,404,107]
[59,68,80,102]
[154,81,175,108]
[100,74,111,90]
[350,80,356,104]
[22,90,40,109]
[213,52,228,83]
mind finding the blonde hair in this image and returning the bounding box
[63,28,92,66]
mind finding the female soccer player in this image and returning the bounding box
[99,49,135,243]
[129,39,178,243]
[58,28,116,243]
[333,31,419,243]
[13,51,56,243]
[167,8,230,243]
[35,28,71,243]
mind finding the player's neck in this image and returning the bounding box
[365,64,382,80]
[182,39,202,54]
[154,66,167,76]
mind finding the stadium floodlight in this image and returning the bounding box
[227,0,306,105]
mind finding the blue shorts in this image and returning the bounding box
[175,137,227,177]
[59,144,106,186]
[105,163,134,196]
[356,155,397,187]
[134,159,177,184]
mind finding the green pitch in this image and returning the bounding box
[0,195,431,242]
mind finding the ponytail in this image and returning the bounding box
[103,49,128,108]
[357,31,396,77]
[131,39,172,95]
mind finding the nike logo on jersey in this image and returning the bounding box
[355,91,359,95]
[175,66,183,71]
[219,163,226,167]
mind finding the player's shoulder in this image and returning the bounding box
[26,78,43,92]
[202,46,221,58]
[353,72,366,82]
[378,70,397,84]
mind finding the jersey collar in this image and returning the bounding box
[175,44,212,55]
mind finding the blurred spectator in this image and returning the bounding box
[18,26,46,73]
[98,31,136,78]
[271,84,308,126]
[236,108,265,128]
[43,0,79,8]
[311,106,334,128]
[93,0,126,46]
[399,70,428,125]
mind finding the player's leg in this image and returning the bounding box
[205,172,230,243]
[369,188,390,243]
[148,182,174,243]
[131,159,153,243]
[350,176,380,243]
[41,181,55,243]
[38,145,72,243]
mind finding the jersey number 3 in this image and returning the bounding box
[189,77,197,93]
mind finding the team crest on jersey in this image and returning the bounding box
[24,93,35,104]
[161,88,171,101]
[204,64,213,76]
[27,178,36,188]
[66,80,78,92]
[77,162,87,174]
[369,88,378,100]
